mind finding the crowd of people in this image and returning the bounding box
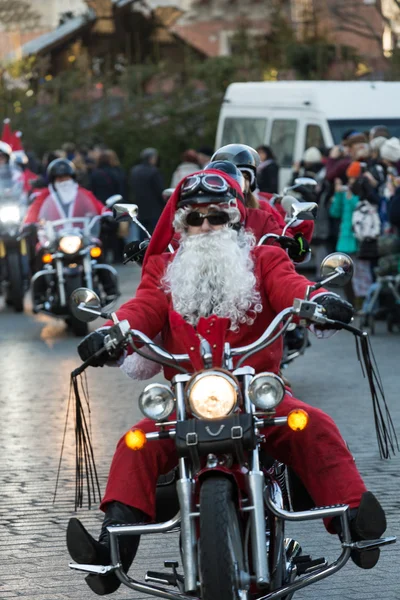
[2,125,400,319]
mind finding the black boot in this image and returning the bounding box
[67,501,147,595]
[333,491,387,569]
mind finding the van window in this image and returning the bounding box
[221,117,267,149]
[270,119,297,168]
[328,119,400,144]
[305,124,324,150]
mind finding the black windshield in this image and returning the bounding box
[328,119,400,144]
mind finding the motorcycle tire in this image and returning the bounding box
[64,275,89,337]
[6,250,24,312]
[199,477,247,600]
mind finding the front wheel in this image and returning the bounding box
[199,477,247,600]
[6,250,24,312]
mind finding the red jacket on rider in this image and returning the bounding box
[100,176,366,524]
[257,191,314,244]
[24,185,106,224]
[101,244,366,524]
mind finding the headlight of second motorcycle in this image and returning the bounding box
[187,370,238,420]
[248,373,285,411]
[59,235,82,254]
[0,205,20,223]
[139,384,175,421]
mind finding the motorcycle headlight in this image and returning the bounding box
[59,235,82,254]
[187,370,238,420]
[0,205,20,223]
[138,384,175,421]
[248,373,285,411]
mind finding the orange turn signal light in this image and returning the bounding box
[287,409,309,431]
[42,253,52,264]
[125,429,147,451]
[90,246,102,258]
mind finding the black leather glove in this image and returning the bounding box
[316,294,354,325]
[77,330,116,367]
[123,239,149,265]
[278,233,310,263]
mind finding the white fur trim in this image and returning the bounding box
[120,333,163,380]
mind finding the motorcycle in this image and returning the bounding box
[0,176,29,312]
[67,253,396,600]
[31,195,121,336]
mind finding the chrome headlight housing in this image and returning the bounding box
[59,235,82,254]
[248,373,285,411]
[187,370,238,420]
[139,384,175,421]
[0,205,20,223]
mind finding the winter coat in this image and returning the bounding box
[130,163,164,221]
[257,160,279,193]
[89,165,126,205]
[329,190,359,254]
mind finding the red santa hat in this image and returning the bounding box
[11,130,23,151]
[1,118,13,146]
[142,169,246,270]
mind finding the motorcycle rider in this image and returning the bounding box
[23,158,119,302]
[67,171,386,595]
[211,144,313,261]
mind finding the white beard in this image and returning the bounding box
[51,180,78,205]
[162,228,262,331]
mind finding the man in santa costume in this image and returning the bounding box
[66,171,386,595]
[24,157,118,301]
[24,158,106,224]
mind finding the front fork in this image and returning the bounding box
[176,373,271,592]
[56,253,93,307]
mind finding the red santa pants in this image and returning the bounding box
[101,394,367,532]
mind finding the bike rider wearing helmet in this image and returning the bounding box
[66,171,386,596]
[206,149,311,263]
[23,158,119,301]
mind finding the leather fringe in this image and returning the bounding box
[355,331,399,459]
[54,372,101,510]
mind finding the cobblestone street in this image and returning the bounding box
[0,263,399,600]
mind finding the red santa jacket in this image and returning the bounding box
[109,245,326,380]
[257,192,314,243]
[24,186,106,224]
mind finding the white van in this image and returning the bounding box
[215,81,400,188]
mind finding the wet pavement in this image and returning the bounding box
[0,263,399,600]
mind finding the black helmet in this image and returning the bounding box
[211,144,260,191]
[204,160,245,192]
[47,158,76,184]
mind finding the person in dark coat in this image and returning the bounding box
[89,150,126,205]
[256,145,279,193]
[130,147,165,236]
[89,150,127,262]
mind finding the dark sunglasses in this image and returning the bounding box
[185,210,231,227]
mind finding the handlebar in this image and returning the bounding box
[100,300,333,369]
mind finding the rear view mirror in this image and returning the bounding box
[319,253,354,288]
[106,194,123,208]
[162,188,175,202]
[69,288,102,322]
[294,177,317,187]
[281,196,317,221]
[113,203,138,222]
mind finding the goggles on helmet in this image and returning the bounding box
[180,173,240,202]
